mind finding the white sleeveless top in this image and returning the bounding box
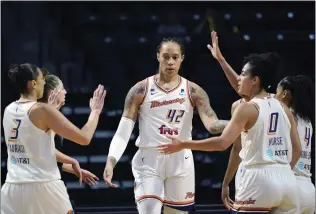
[3,101,61,183]
[292,115,313,178]
[136,75,194,147]
[239,97,292,168]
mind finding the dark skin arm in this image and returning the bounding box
[189,81,229,134]
[104,80,146,187]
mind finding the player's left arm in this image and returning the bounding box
[182,102,252,151]
[189,81,229,134]
[55,149,78,165]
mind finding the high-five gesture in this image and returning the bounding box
[48,89,65,110]
[90,85,107,114]
[207,31,225,62]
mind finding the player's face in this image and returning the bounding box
[157,42,184,77]
[237,63,259,97]
[53,79,67,106]
[275,84,291,107]
[34,69,46,99]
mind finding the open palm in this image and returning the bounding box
[207,31,224,61]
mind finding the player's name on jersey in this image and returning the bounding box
[268,137,283,146]
[8,144,25,153]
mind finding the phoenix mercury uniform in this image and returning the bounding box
[1,101,73,214]
[132,75,195,211]
[293,116,315,214]
[232,97,298,214]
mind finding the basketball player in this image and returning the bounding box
[1,64,106,214]
[209,31,315,213]
[158,52,302,213]
[103,38,229,214]
[41,74,99,186]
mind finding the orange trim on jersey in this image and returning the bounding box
[136,195,195,206]
[136,195,164,203]
[164,199,195,206]
[140,78,149,105]
[186,80,195,107]
[232,205,276,211]
[8,139,17,143]
[154,75,182,94]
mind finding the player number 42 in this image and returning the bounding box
[166,109,185,124]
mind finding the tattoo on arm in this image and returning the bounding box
[190,83,228,134]
[210,120,229,134]
[123,82,146,120]
[107,156,118,168]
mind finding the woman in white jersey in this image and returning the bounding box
[275,75,315,214]
[39,74,99,186]
[103,38,229,214]
[2,64,106,214]
[206,31,315,214]
[158,51,303,213]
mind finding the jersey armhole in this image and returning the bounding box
[140,77,149,105]
[186,80,195,107]
[28,102,50,133]
[243,101,260,132]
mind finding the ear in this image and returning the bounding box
[31,80,37,88]
[252,76,259,86]
[157,53,160,62]
[180,55,185,62]
[282,90,289,99]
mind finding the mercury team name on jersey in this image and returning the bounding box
[136,75,194,147]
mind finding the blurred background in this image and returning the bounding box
[1,1,315,213]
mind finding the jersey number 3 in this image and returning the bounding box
[9,119,22,142]
[268,112,279,135]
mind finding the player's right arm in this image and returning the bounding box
[283,104,302,168]
[207,31,239,93]
[29,85,106,146]
[104,79,147,187]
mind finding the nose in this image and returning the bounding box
[63,89,67,94]
[168,59,175,66]
[237,75,241,82]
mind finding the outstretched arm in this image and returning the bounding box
[189,81,229,134]
[158,102,256,153]
[30,85,106,146]
[207,31,239,93]
[104,79,147,187]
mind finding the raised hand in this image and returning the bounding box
[48,89,65,109]
[207,31,224,62]
[90,85,107,114]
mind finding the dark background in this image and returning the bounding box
[1,1,315,212]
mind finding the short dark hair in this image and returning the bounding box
[156,37,185,56]
[278,75,314,122]
[38,74,61,103]
[8,63,48,94]
[243,52,282,91]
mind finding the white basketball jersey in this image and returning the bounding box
[292,115,313,178]
[239,97,292,167]
[3,101,61,183]
[136,75,194,147]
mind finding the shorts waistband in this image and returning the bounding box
[243,163,291,170]
[295,175,312,182]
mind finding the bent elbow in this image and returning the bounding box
[79,136,91,146]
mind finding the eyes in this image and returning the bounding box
[162,55,180,60]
